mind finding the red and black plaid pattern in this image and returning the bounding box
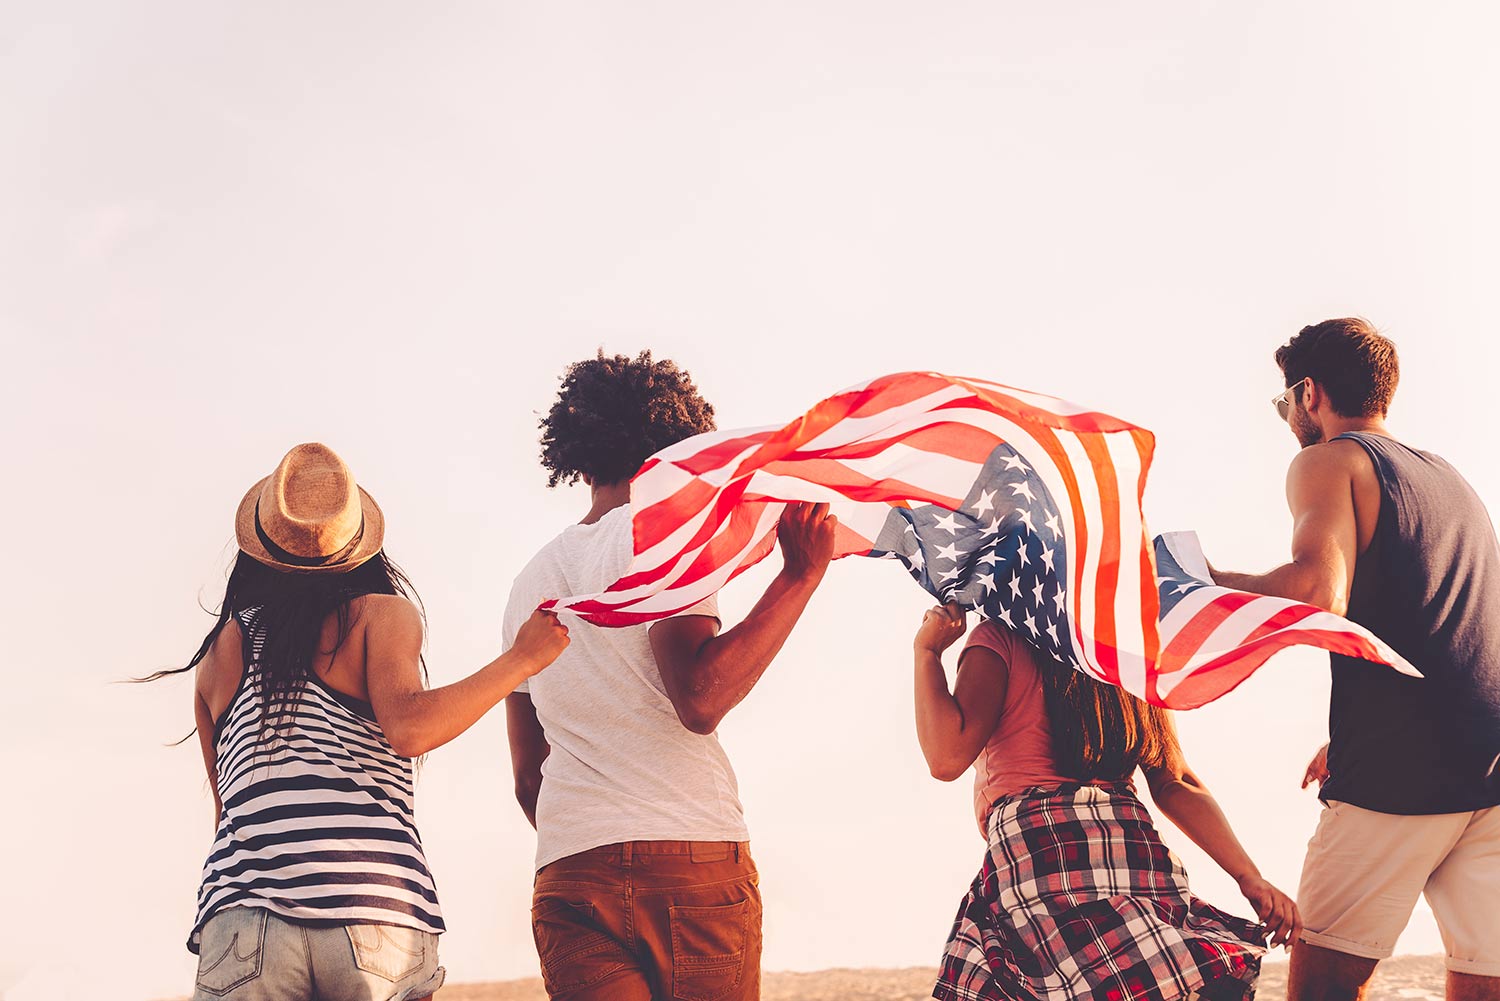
[934,783,1264,1001]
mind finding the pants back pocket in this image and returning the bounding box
[346,924,430,982]
[195,907,268,996]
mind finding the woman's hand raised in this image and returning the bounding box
[915,602,967,655]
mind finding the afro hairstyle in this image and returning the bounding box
[539,350,717,488]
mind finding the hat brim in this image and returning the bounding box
[234,476,386,574]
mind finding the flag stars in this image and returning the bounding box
[934,541,963,564]
[933,511,963,535]
[882,458,1076,657]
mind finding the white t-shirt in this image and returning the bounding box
[503,504,748,870]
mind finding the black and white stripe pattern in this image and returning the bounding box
[188,608,444,952]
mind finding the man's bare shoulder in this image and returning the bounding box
[1287,438,1372,482]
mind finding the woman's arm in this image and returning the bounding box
[365,597,570,758]
[193,618,244,831]
[913,604,1010,781]
[193,688,222,830]
[1143,719,1302,947]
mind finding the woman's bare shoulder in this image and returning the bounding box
[349,593,423,637]
[197,616,245,699]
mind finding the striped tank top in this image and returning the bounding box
[189,606,444,952]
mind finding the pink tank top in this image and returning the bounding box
[962,620,1078,833]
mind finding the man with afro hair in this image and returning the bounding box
[503,350,836,1001]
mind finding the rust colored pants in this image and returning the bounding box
[531,840,762,1001]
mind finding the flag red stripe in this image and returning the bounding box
[945,381,1144,435]
[633,477,722,553]
[1132,428,1163,702]
[658,430,777,478]
[1078,432,1124,684]
[783,421,1003,466]
[1161,628,1391,710]
[1013,423,1092,660]
[1158,592,1259,673]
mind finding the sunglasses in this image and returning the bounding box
[1272,380,1306,422]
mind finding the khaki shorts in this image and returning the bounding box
[1298,800,1500,975]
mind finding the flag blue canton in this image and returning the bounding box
[1152,536,1213,617]
[872,443,1076,666]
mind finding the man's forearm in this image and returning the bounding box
[1212,567,1280,595]
[1214,562,1345,614]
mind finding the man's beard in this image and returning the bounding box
[1291,409,1322,448]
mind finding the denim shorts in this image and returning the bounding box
[192,906,445,1001]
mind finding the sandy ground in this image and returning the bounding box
[434,954,1447,1001]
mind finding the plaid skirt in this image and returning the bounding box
[934,783,1265,1001]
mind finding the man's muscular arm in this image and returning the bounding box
[650,502,836,735]
[1212,444,1360,615]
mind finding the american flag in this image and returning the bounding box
[547,371,1417,708]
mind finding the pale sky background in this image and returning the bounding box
[3,3,1499,999]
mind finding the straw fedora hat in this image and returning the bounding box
[235,443,385,573]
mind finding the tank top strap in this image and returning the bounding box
[1332,429,1398,455]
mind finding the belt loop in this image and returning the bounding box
[622,842,633,868]
[733,842,740,863]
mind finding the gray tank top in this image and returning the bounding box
[1323,432,1500,814]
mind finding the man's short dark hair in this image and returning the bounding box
[538,350,716,488]
[1274,318,1399,418]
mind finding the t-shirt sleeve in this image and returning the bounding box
[961,619,1018,664]
[959,620,1044,705]
[670,590,721,623]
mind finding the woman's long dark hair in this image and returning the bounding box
[139,550,424,743]
[1038,655,1178,781]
